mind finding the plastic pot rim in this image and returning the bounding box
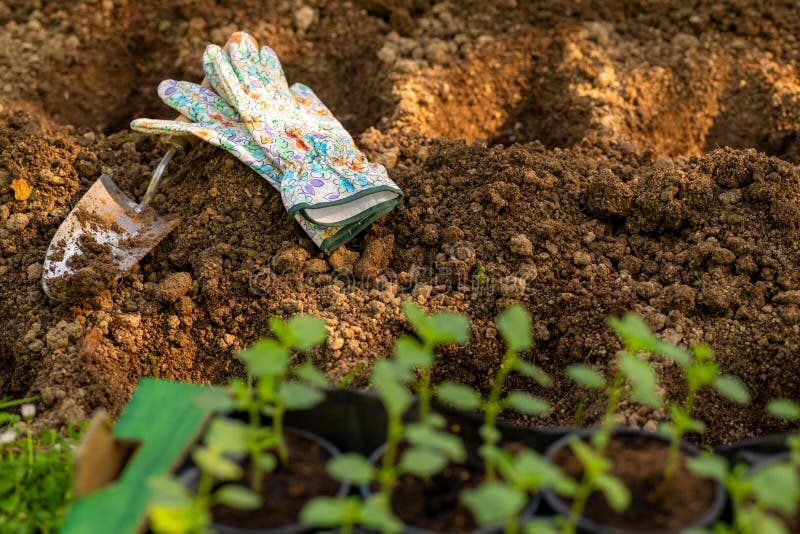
[540,427,727,534]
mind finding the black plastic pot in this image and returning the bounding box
[359,441,540,534]
[714,432,795,467]
[541,428,727,534]
[284,388,574,456]
[179,427,348,534]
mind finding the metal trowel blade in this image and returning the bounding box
[42,174,179,300]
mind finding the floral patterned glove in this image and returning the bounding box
[131,80,350,250]
[203,32,403,231]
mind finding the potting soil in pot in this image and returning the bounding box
[552,434,716,530]
[211,431,340,529]
[1,1,799,447]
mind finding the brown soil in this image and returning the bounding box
[211,431,340,529]
[390,462,481,532]
[0,0,799,445]
[375,424,488,532]
[553,434,717,530]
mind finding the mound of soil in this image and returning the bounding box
[1,0,799,443]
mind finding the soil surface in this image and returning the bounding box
[552,433,717,530]
[1,0,800,444]
[211,430,340,528]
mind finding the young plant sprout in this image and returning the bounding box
[597,313,750,476]
[436,303,552,479]
[659,342,749,477]
[148,418,262,534]
[396,302,470,427]
[461,446,577,534]
[196,315,329,492]
[302,313,467,534]
[685,453,798,534]
[561,313,667,532]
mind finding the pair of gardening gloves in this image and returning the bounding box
[131,32,402,252]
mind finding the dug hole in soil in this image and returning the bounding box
[1,0,799,445]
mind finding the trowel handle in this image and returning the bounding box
[141,78,214,206]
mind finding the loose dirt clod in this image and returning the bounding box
[1,1,799,443]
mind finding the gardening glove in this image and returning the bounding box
[130,80,350,250]
[203,32,403,235]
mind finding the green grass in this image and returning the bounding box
[0,403,82,534]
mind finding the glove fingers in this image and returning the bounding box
[227,32,290,102]
[204,44,253,116]
[202,50,240,110]
[259,45,290,91]
[157,80,242,126]
[130,119,204,138]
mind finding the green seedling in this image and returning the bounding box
[196,315,330,492]
[659,342,749,477]
[461,446,577,534]
[397,302,470,427]
[474,266,490,286]
[598,314,749,477]
[302,355,466,534]
[561,313,668,533]
[437,304,552,480]
[686,453,798,534]
[767,398,800,467]
[148,418,262,534]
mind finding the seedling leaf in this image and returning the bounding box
[278,381,325,410]
[497,303,533,352]
[361,494,403,533]
[515,360,552,387]
[619,354,662,408]
[712,375,750,405]
[566,365,605,389]
[192,447,242,481]
[214,485,262,510]
[750,461,799,517]
[401,302,433,341]
[327,453,375,485]
[399,447,448,477]
[523,519,560,534]
[506,392,549,416]
[607,313,659,353]
[767,398,800,421]
[269,317,298,348]
[429,311,471,345]
[287,315,328,351]
[595,473,631,512]
[394,336,434,369]
[294,359,330,388]
[238,339,290,377]
[372,360,412,417]
[406,423,466,463]
[461,481,526,526]
[204,417,249,454]
[254,453,277,472]
[685,454,729,482]
[436,381,482,411]
[301,496,361,527]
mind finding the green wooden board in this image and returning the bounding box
[60,378,216,534]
